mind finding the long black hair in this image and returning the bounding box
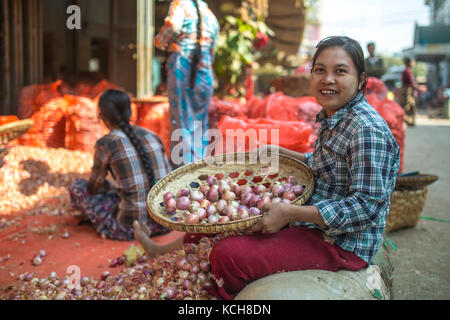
[98,89,156,189]
[190,0,202,88]
[311,36,368,96]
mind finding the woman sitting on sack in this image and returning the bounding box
[134,36,400,300]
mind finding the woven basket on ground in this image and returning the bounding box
[395,174,438,190]
[386,187,428,232]
[0,119,34,147]
[147,152,315,234]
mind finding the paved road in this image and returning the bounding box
[387,114,450,299]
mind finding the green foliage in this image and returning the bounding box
[213,15,273,97]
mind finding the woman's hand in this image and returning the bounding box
[250,203,292,234]
[249,203,326,234]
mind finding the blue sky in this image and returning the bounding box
[320,0,430,56]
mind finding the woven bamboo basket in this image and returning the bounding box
[395,174,438,190]
[386,187,428,232]
[0,119,34,147]
[147,152,315,234]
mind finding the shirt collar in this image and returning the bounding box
[316,93,364,130]
[111,128,126,137]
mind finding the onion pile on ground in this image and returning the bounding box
[0,233,238,300]
[0,146,92,220]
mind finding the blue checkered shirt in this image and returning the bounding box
[296,94,400,264]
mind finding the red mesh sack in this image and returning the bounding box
[90,80,120,98]
[217,116,313,154]
[247,92,322,138]
[372,99,405,173]
[18,80,63,119]
[208,97,248,129]
[64,95,107,153]
[365,77,388,101]
[0,115,19,125]
[137,100,172,160]
[19,97,68,148]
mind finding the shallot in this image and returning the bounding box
[282,191,296,201]
[185,214,200,225]
[32,255,42,266]
[208,215,219,224]
[254,185,267,195]
[163,192,174,203]
[176,197,191,211]
[199,184,210,195]
[249,194,261,208]
[287,176,298,185]
[249,207,261,216]
[199,261,210,272]
[221,190,236,201]
[206,176,216,186]
[196,208,207,220]
[218,216,230,223]
[241,192,253,205]
[206,204,217,216]
[241,186,253,195]
[216,200,227,214]
[177,188,190,198]
[206,189,219,202]
[292,185,304,196]
[190,190,204,202]
[188,201,200,213]
[165,198,177,213]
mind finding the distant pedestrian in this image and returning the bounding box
[400,57,427,126]
[365,42,385,79]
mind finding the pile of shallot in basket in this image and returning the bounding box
[163,175,305,224]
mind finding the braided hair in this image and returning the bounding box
[98,89,156,191]
[190,0,202,88]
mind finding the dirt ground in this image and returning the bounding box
[387,111,450,300]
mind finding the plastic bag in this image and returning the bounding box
[137,100,172,160]
[217,116,313,154]
[246,92,322,139]
[208,97,248,129]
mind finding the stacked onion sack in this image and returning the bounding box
[163,175,305,225]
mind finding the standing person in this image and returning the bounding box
[134,36,400,300]
[69,89,172,241]
[400,57,427,126]
[365,42,385,79]
[155,0,220,167]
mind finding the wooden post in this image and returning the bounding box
[1,0,11,115]
[136,0,154,98]
[10,0,24,116]
[108,0,115,84]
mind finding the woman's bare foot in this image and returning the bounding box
[133,221,163,258]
